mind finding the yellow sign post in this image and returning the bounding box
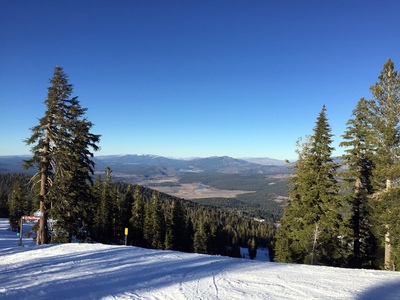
[124,228,128,246]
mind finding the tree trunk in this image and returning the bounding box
[38,130,50,245]
[384,179,392,270]
[310,222,319,265]
[353,177,361,268]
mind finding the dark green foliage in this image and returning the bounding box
[167,199,187,251]
[248,237,257,260]
[24,67,100,244]
[275,106,345,266]
[93,168,114,243]
[340,98,378,268]
[130,185,145,247]
[0,173,33,218]
[86,174,274,258]
[368,59,400,270]
[8,181,31,231]
[372,187,400,270]
[150,191,165,249]
[120,184,134,232]
[275,58,400,270]
[193,217,208,254]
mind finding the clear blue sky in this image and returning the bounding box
[1,1,399,160]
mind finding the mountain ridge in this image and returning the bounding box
[0,153,290,183]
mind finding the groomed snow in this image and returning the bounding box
[1,219,400,299]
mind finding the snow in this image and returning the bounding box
[1,219,400,299]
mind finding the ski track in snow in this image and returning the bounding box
[1,219,400,299]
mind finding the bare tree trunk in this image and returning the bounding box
[311,222,319,265]
[384,179,392,270]
[353,177,361,268]
[38,131,50,245]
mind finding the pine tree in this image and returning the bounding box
[184,217,194,252]
[150,191,165,249]
[275,136,314,263]
[374,186,400,270]
[93,167,114,243]
[130,185,145,247]
[164,219,174,250]
[369,59,400,270]
[170,199,187,251]
[50,97,100,242]
[24,67,99,244]
[193,218,208,254]
[248,237,257,260]
[275,106,343,266]
[340,97,378,268]
[117,184,134,243]
[143,200,153,248]
[8,182,29,231]
[24,68,65,244]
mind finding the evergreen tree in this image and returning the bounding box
[170,199,187,251]
[248,237,257,260]
[50,98,99,242]
[184,217,195,252]
[121,184,134,230]
[369,59,400,270]
[111,187,123,242]
[374,186,400,270]
[275,106,343,266]
[24,67,99,244]
[116,184,134,243]
[0,190,8,218]
[150,191,165,249]
[93,168,114,243]
[275,136,314,263]
[8,182,29,231]
[369,59,400,187]
[340,97,378,268]
[193,217,208,254]
[143,200,153,248]
[130,185,145,247]
[164,222,173,250]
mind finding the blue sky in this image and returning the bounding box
[1,1,399,160]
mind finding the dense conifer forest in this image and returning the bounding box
[0,171,275,259]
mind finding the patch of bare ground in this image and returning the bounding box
[144,183,255,200]
[274,195,289,202]
[267,174,290,179]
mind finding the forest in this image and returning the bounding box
[1,171,273,260]
[1,59,400,271]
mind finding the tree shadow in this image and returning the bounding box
[0,244,276,299]
[356,279,400,300]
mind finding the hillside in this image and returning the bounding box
[1,219,400,299]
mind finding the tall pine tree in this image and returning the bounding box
[24,67,100,244]
[369,59,400,270]
[340,97,377,268]
[130,185,145,247]
[275,106,344,266]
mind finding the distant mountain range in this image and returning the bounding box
[0,154,290,178]
[93,154,289,176]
